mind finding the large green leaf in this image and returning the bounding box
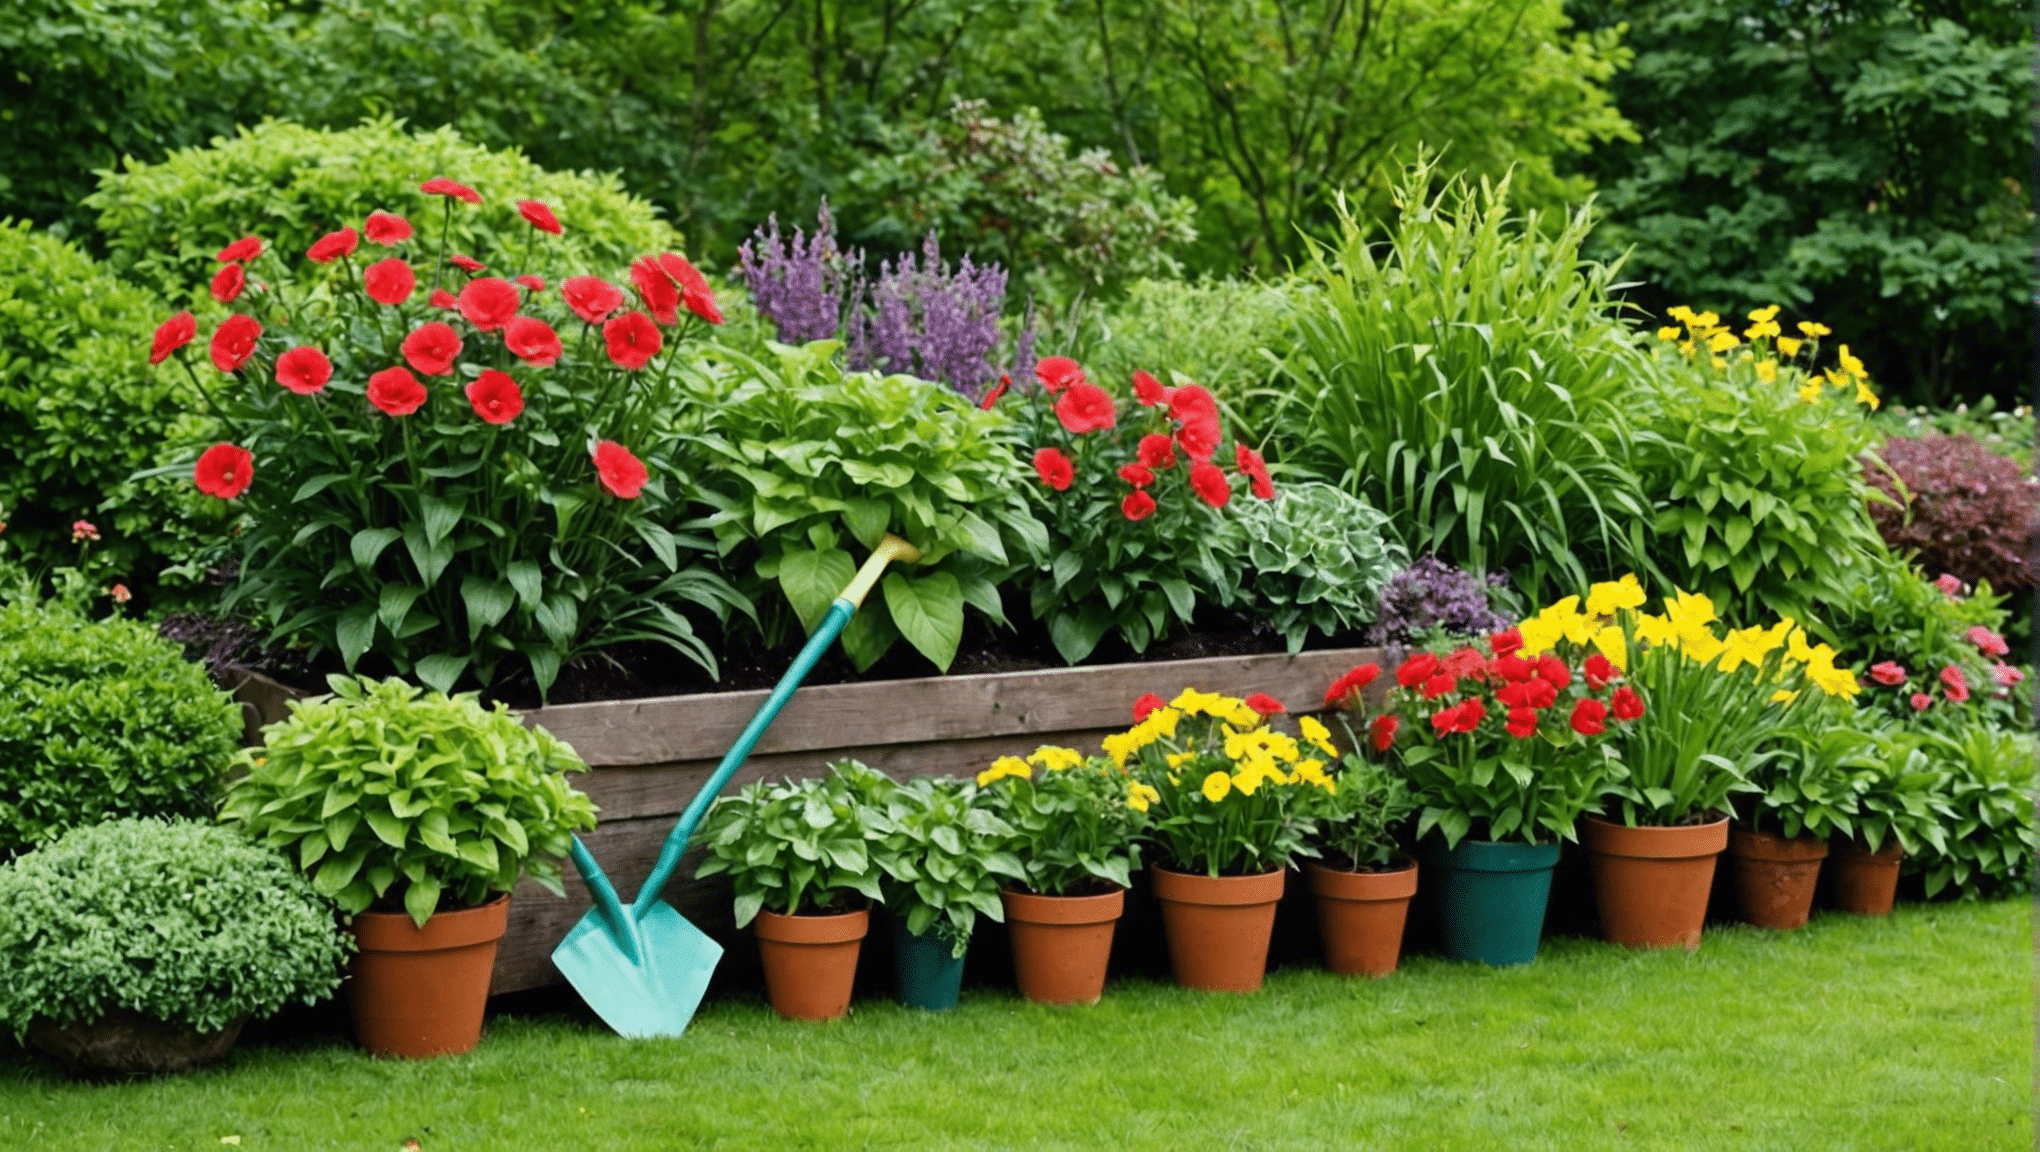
[777,545,855,634]
[883,570,964,671]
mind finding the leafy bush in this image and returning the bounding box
[1232,482,1405,652]
[0,601,240,856]
[974,745,1149,896]
[1290,164,1653,598]
[1823,550,2024,731]
[1877,397,2033,472]
[0,819,352,1038]
[1742,711,1870,841]
[1309,750,1419,870]
[686,341,1043,672]
[694,761,894,924]
[1849,725,1957,858]
[871,776,1025,957]
[1865,433,2034,597]
[220,676,597,927]
[1908,724,2035,899]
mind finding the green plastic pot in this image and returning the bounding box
[1427,839,1560,966]
[891,919,966,1011]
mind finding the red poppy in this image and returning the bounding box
[1536,655,1572,691]
[458,278,522,332]
[1325,663,1380,706]
[306,227,359,264]
[1496,680,1548,711]
[1054,382,1117,434]
[1967,626,2009,657]
[1188,462,1230,508]
[401,322,463,377]
[629,256,680,325]
[1441,647,1487,680]
[1610,685,1645,721]
[1132,692,1168,722]
[658,253,723,325]
[1132,370,1169,406]
[1432,699,1485,734]
[419,177,482,204]
[1137,433,1178,471]
[1396,652,1440,689]
[1033,447,1074,491]
[1167,383,1218,424]
[1121,489,1156,521]
[592,440,648,499]
[1939,664,1969,702]
[980,374,1012,411]
[150,312,196,365]
[1490,654,1535,684]
[603,311,662,370]
[1420,673,1457,700]
[1244,692,1286,715]
[209,314,262,373]
[1583,652,1617,691]
[429,288,457,310]
[364,211,412,245]
[465,370,524,425]
[1176,414,1222,463]
[367,367,428,416]
[563,277,625,324]
[274,346,332,395]
[516,274,545,293]
[1489,628,1523,658]
[209,264,246,304]
[1569,698,1607,736]
[1118,463,1155,488]
[1035,356,1084,393]
[215,236,263,264]
[363,258,416,306]
[1505,707,1538,739]
[1370,713,1399,752]
[193,443,254,499]
[505,316,562,367]
[1868,661,1906,686]
[517,200,563,235]
[1909,692,1932,711]
[450,253,486,273]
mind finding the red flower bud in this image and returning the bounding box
[419,177,482,204]
[1610,685,1645,721]
[517,199,563,235]
[1370,713,1399,751]
[1132,693,1168,722]
[1244,692,1286,715]
[1324,663,1380,707]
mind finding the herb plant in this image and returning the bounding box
[693,761,895,925]
[1231,482,1406,652]
[872,776,1026,957]
[1908,725,2037,899]
[1310,750,1419,871]
[1364,556,1514,647]
[1740,712,1869,841]
[974,745,1149,895]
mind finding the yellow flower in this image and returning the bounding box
[1707,330,1740,353]
[1823,367,1850,389]
[1755,359,1778,383]
[1170,688,1228,716]
[1101,731,1141,768]
[1585,574,1647,617]
[1231,766,1263,796]
[1747,304,1781,323]
[1664,589,1717,628]
[1855,378,1879,410]
[1201,771,1232,803]
[1633,612,1680,649]
[1667,305,1697,324]
[1691,310,1721,329]
[1797,321,1831,338]
[1145,707,1182,739]
[1126,782,1160,813]
[1711,356,1728,370]
[1293,758,1329,785]
[1299,715,1336,757]
[1797,380,1823,404]
[1029,746,1084,772]
[1775,336,1804,358]
[1717,625,1776,674]
[976,756,1033,787]
[1805,659,1860,698]
[1770,689,1799,704]
[1656,326,1681,341]
[1223,704,1264,731]
[1678,340,1696,358]
[1679,626,1726,667]
[1517,614,1564,658]
[1784,626,1815,664]
[1837,344,1868,380]
[1166,751,1196,770]
[1592,624,1628,671]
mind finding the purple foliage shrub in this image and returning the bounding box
[1364,556,1512,646]
[1866,434,2036,594]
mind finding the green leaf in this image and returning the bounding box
[883,570,964,671]
[294,473,349,502]
[413,653,468,693]
[350,527,402,571]
[506,560,544,609]
[335,602,377,669]
[363,808,409,849]
[634,520,680,572]
[378,584,424,634]
[778,546,856,634]
[419,494,465,546]
[460,576,516,637]
[403,875,442,928]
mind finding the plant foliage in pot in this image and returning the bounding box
[1831,725,1956,915]
[221,675,596,1057]
[871,775,1026,1010]
[0,818,351,1076]
[1297,693,1420,977]
[694,760,892,1021]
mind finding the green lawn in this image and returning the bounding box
[2,900,2029,1151]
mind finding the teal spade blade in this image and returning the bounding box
[552,899,722,1039]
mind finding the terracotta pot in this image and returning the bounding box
[1304,860,1417,976]
[27,1009,245,1077]
[1151,866,1285,993]
[1581,815,1730,950]
[1729,828,1827,929]
[754,907,868,1021]
[1001,887,1124,1005]
[348,895,509,1059]
[1830,838,1904,916]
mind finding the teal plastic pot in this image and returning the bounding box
[891,919,966,1011]
[1427,839,1561,966]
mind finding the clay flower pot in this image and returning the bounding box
[1830,838,1904,916]
[1304,859,1417,977]
[1729,828,1827,929]
[27,1009,246,1077]
[348,895,509,1059]
[1151,866,1285,993]
[1001,887,1124,1005]
[754,907,869,1021]
[1581,815,1730,950]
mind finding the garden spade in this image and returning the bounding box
[553,534,923,1038]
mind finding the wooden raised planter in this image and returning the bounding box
[234,646,1381,995]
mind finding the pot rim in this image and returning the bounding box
[754,905,871,945]
[351,892,511,952]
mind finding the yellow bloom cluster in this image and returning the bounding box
[1660,304,1877,410]
[975,744,1087,787]
[1583,579,1860,699]
[1517,581,1631,669]
[1107,688,1337,801]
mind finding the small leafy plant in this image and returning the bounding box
[1740,713,1869,842]
[1231,482,1407,652]
[872,776,1025,957]
[221,675,597,927]
[1845,725,1954,858]
[1907,724,2037,899]
[1309,748,1419,871]
[694,761,895,925]
[974,745,1150,895]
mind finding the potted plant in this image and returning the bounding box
[1832,726,1955,915]
[694,760,892,1021]
[1733,710,1872,929]
[871,775,1026,1010]
[0,818,351,1076]
[1120,689,1326,992]
[975,744,1149,1005]
[221,675,596,1058]
[1298,694,1421,977]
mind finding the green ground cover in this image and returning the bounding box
[2,899,2028,1151]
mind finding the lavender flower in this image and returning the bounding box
[846,232,1008,391]
[737,202,857,345]
[1364,556,1512,646]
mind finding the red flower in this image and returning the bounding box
[366,367,428,416]
[659,253,723,324]
[1055,382,1118,434]
[505,316,562,367]
[1133,693,1169,722]
[1325,663,1380,707]
[1420,673,1457,700]
[517,200,563,235]
[150,312,195,365]
[592,440,648,499]
[563,276,625,324]
[629,256,680,325]
[1235,442,1273,500]
[193,443,254,499]
[364,211,412,245]
[1137,433,1178,470]
[70,519,97,542]
[274,346,332,395]
[1176,415,1222,463]
[1570,698,1607,736]
[980,374,1012,411]
[1536,655,1572,691]
[1441,647,1487,680]
[1370,713,1399,752]
[603,311,663,370]
[1910,692,1932,712]
[363,258,416,306]
[1489,628,1524,658]
[1497,679,1557,710]
[458,277,522,331]
[1188,462,1231,508]
[1992,662,2025,688]
[1939,664,1969,702]
[1121,490,1157,522]
[451,254,487,274]
[1933,573,1964,597]
[1583,652,1617,690]
[516,274,546,293]
[1035,356,1084,393]
[465,370,524,425]
[1118,463,1155,488]
[209,314,262,373]
[429,288,457,310]
[1610,685,1645,721]
[1244,692,1287,715]
[1168,383,1218,424]
[1132,370,1170,406]
[1967,626,2009,657]
[1868,661,1907,687]
[209,264,246,304]
[1431,699,1485,734]
[1033,447,1074,491]
[1505,707,1538,739]
[420,177,482,204]
[1396,652,1440,688]
[215,236,263,264]
[306,226,359,264]
[401,322,463,377]
[1490,654,1535,684]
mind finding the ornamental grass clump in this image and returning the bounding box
[974,744,1149,895]
[150,177,749,698]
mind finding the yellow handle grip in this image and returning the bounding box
[841,535,923,609]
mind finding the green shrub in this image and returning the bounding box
[1822,549,2024,732]
[87,118,683,305]
[0,818,351,1039]
[1231,482,1405,652]
[1909,724,2035,900]
[0,602,240,856]
[872,775,1025,956]
[695,760,895,924]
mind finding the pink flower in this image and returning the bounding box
[1910,692,1933,712]
[1933,573,1964,597]
[1939,665,1970,702]
[70,519,99,542]
[1992,662,2025,688]
[109,583,131,604]
[1967,626,2009,657]
[1868,661,1906,686]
